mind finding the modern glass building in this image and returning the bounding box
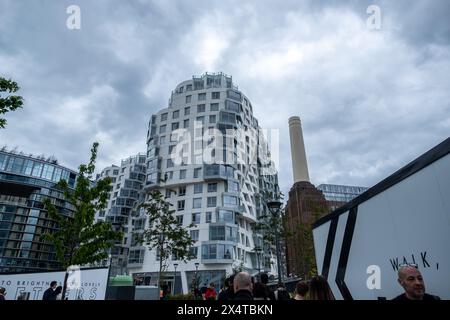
[0,149,77,273]
[317,184,368,203]
[128,73,279,294]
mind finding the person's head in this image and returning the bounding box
[308,275,335,300]
[54,286,63,294]
[234,272,253,293]
[260,273,269,285]
[50,281,57,289]
[0,287,6,296]
[209,282,215,288]
[398,265,425,300]
[253,282,267,299]
[295,281,309,298]
[228,275,235,291]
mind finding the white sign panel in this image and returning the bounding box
[313,141,450,300]
[0,267,109,300]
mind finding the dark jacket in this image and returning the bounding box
[233,290,254,300]
[0,294,5,301]
[392,293,441,301]
[42,288,56,300]
[218,288,235,301]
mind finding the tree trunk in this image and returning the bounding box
[159,244,163,300]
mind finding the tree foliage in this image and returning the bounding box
[0,77,24,129]
[139,190,194,292]
[42,142,123,298]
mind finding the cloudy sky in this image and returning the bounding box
[1,0,449,197]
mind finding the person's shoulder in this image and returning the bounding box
[391,293,407,301]
[423,293,441,300]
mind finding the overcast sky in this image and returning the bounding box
[1,0,449,197]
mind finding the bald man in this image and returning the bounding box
[392,265,440,300]
[233,272,254,300]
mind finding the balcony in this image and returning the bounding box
[201,242,235,264]
[203,164,234,181]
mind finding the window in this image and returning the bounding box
[179,169,186,179]
[159,136,166,144]
[210,103,219,111]
[212,92,220,99]
[31,163,42,177]
[190,230,199,241]
[186,84,193,91]
[193,198,202,209]
[165,189,172,198]
[196,116,205,124]
[168,145,175,154]
[176,215,183,225]
[223,195,238,206]
[194,183,203,194]
[184,107,190,115]
[205,212,212,223]
[171,122,179,130]
[207,197,217,208]
[197,104,206,113]
[198,93,206,101]
[217,210,234,223]
[208,183,217,192]
[159,125,166,134]
[161,113,168,121]
[173,110,179,119]
[167,159,174,168]
[183,119,189,128]
[209,226,227,241]
[192,213,201,224]
[186,95,192,103]
[194,168,202,178]
[179,186,186,196]
[209,115,216,123]
[165,171,173,180]
[189,246,198,259]
[177,200,185,211]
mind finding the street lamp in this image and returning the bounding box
[254,246,262,282]
[173,263,178,295]
[194,262,199,291]
[267,199,283,285]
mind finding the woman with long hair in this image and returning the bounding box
[308,276,335,300]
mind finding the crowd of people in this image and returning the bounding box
[188,264,441,301]
[190,272,335,301]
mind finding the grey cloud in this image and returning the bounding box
[0,0,449,199]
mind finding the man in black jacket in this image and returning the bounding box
[42,281,58,300]
[392,265,440,300]
[218,275,235,301]
[233,272,253,300]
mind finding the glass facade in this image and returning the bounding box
[0,150,77,273]
[317,184,368,203]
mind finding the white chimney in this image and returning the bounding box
[289,116,310,183]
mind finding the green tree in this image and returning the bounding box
[139,190,194,296]
[42,142,123,299]
[0,77,24,129]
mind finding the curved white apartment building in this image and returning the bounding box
[128,72,279,294]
